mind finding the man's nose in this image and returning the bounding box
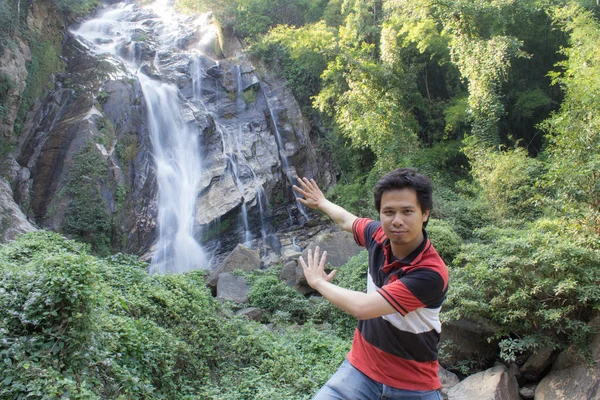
[392,214,403,226]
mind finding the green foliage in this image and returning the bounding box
[0,0,17,54]
[64,144,111,255]
[15,33,64,135]
[0,232,102,399]
[248,274,309,321]
[249,21,336,107]
[308,251,369,338]
[326,175,377,219]
[464,140,547,220]
[204,319,349,399]
[0,73,15,123]
[0,232,351,399]
[426,219,463,264]
[445,218,600,361]
[541,4,600,230]
[51,0,99,17]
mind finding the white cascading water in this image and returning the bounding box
[138,74,208,272]
[72,0,210,273]
[72,0,281,270]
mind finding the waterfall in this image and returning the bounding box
[138,74,208,273]
[72,1,209,273]
[71,0,306,271]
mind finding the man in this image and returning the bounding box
[293,168,447,400]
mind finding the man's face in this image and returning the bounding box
[379,188,430,259]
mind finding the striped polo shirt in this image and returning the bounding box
[347,218,449,391]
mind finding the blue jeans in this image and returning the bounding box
[313,359,443,400]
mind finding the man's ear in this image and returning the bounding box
[422,210,430,223]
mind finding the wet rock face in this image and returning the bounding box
[10,1,326,262]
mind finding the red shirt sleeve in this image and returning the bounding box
[352,218,373,247]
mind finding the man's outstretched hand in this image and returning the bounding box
[299,246,337,290]
[293,177,326,210]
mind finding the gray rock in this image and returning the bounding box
[280,260,298,286]
[216,272,249,303]
[439,365,460,399]
[0,179,37,242]
[448,365,520,400]
[535,316,600,400]
[235,307,263,321]
[535,364,599,400]
[520,346,557,381]
[507,362,522,386]
[207,244,260,287]
[519,384,535,399]
[440,319,499,369]
[552,316,600,371]
[0,37,31,141]
[301,230,364,268]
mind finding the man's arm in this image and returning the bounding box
[300,247,396,320]
[293,177,358,233]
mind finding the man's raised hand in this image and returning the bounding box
[299,246,337,290]
[293,177,325,210]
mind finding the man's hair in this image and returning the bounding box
[373,168,433,214]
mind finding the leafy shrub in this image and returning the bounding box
[64,144,111,254]
[206,318,349,399]
[426,218,463,264]
[248,274,309,321]
[444,217,600,362]
[464,140,547,221]
[0,232,221,399]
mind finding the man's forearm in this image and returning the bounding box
[312,279,395,320]
[317,199,358,233]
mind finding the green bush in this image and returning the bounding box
[64,144,111,254]
[206,318,349,399]
[444,217,600,362]
[465,140,547,221]
[0,232,352,398]
[427,218,463,264]
[248,274,309,321]
[0,232,221,399]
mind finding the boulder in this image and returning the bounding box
[440,319,498,369]
[534,364,599,400]
[0,179,37,242]
[535,316,600,400]
[439,365,460,399]
[300,230,364,270]
[235,307,263,321]
[216,272,249,303]
[207,244,260,287]
[280,260,298,286]
[448,365,520,400]
[520,346,557,381]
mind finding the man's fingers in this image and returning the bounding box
[320,249,327,266]
[299,256,307,269]
[313,246,321,265]
[326,269,337,282]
